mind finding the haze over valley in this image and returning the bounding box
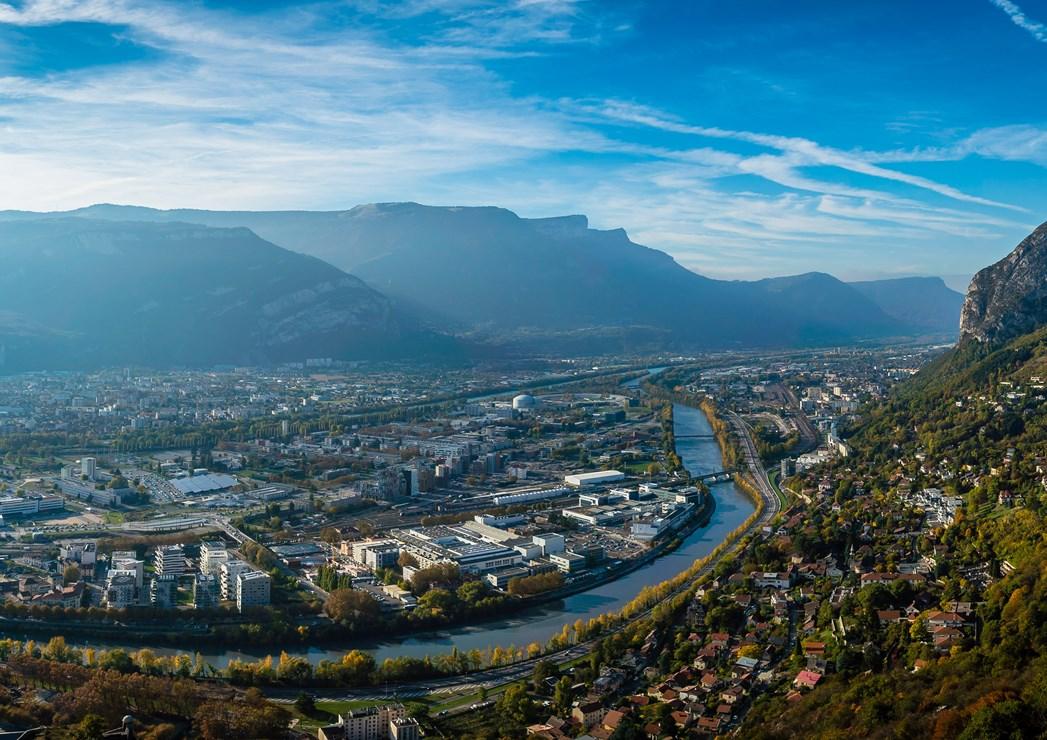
[0,203,965,371]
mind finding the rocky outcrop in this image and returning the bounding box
[960,221,1047,344]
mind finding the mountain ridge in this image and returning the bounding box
[0,217,453,372]
[0,202,962,352]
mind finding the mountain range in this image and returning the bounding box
[0,203,967,369]
[0,218,450,372]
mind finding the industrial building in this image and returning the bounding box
[393,526,522,576]
[492,485,571,506]
[170,471,238,495]
[564,470,625,487]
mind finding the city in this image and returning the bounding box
[0,344,945,737]
[2,0,1047,738]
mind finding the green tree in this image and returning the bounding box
[72,715,106,740]
[553,676,573,714]
[496,684,534,726]
[531,659,558,694]
[294,692,315,715]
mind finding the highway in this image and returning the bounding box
[266,407,782,704]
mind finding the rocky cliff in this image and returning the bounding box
[960,221,1047,344]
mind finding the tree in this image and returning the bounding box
[532,659,558,693]
[72,714,106,740]
[456,579,488,605]
[97,648,135,673]
[496,684,534,726]
[408,563,460,594]
[63,564,82,585]
[417,588,456,616]
[194,698,291,740]
[294,692,316,715]
[319,527,341,545]
[324,588,381,626]
[553,676,573,714]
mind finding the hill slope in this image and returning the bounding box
[0,219,447,371]
[742,219,1047,740]
[2,202,947,350]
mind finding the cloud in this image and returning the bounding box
[0,0,1038,283]
[989,0,1047,43]
[590,100,1024,211]
[961,124,1047,165]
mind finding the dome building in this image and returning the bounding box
[512,393,538,411]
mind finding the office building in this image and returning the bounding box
[81,457,96,480]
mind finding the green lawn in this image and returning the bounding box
[768,469,788,509]
[291,699,385,731]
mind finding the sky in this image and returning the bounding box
[1,1,1046,286]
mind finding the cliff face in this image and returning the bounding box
[961,222,1047,345]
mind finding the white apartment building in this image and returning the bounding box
[199,541,229,576]
[154,545,186,577]
[236,570,271,612]
[318,705,407,740]
[219,558,250,600]
[105,573,137,608]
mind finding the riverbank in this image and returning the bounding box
[3,403,745,670]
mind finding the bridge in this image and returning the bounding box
[693,469,733,481]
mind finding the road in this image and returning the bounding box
[728,411,784,514]
[267,408,782,703]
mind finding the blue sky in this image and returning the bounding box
[1,1,1046,286]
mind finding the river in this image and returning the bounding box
[68,401,753,668]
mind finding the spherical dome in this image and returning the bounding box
[512,394,538,410]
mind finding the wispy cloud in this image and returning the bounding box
[0,0,1041,282]
[989,0,1047,43]
[590,100,1024,211]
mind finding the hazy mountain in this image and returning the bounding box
[3,202,950,351]
[850,276,964,335]
[0,218,449,372]
[960,220,1047,345]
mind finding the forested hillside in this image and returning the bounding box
[743,329,1047,738]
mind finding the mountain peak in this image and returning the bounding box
[960,221,1047,345]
